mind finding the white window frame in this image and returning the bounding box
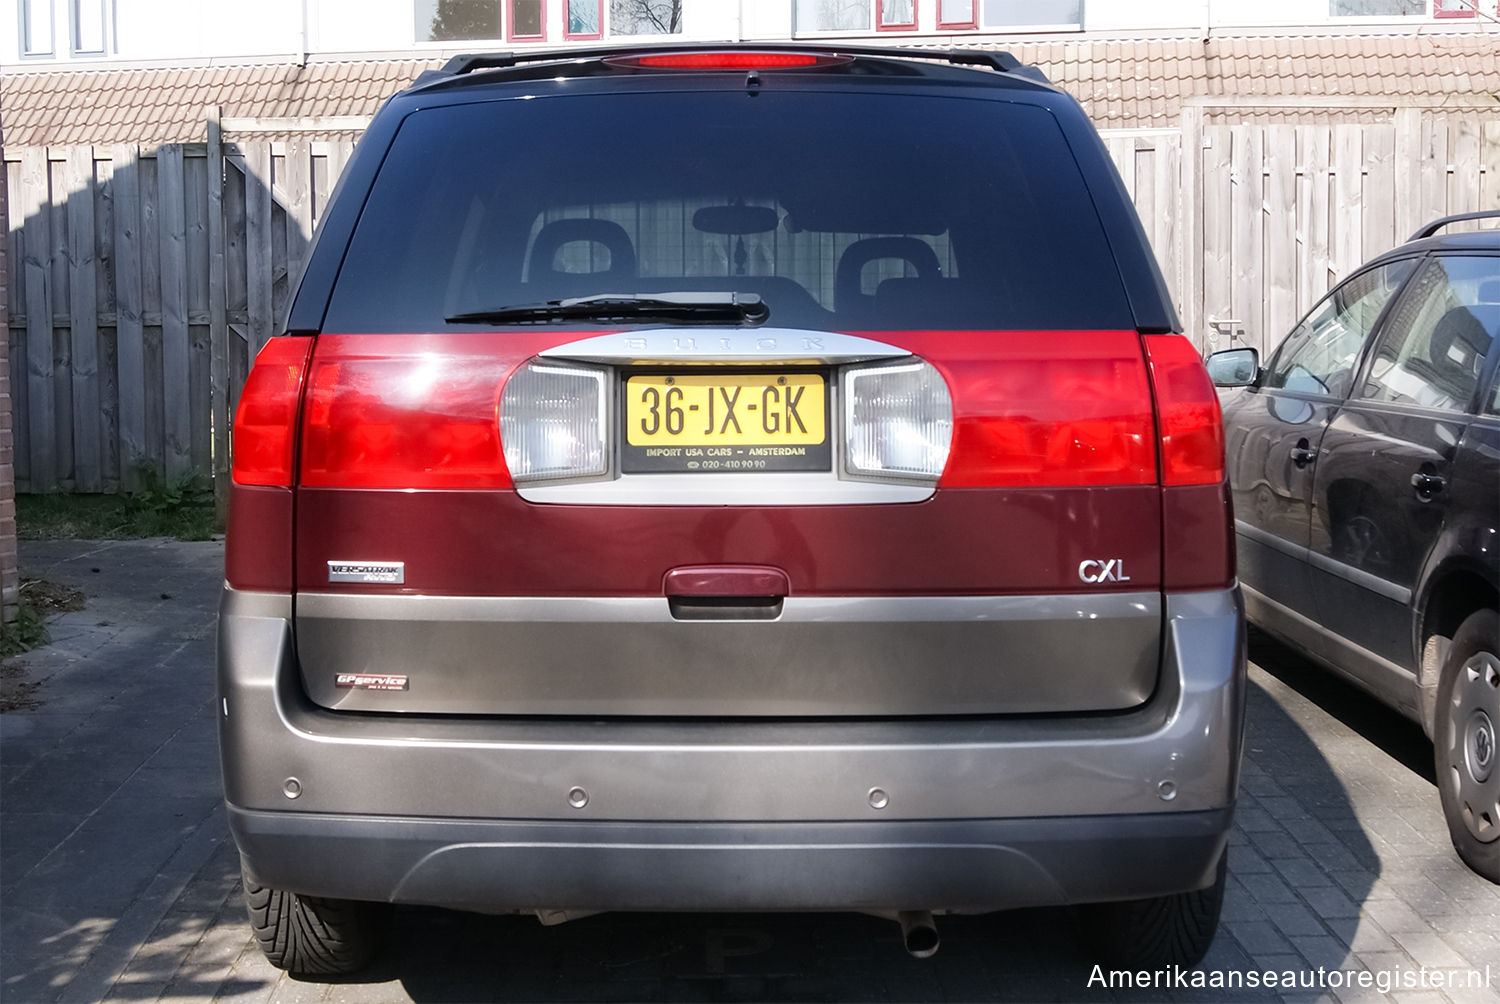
[70,0,110,55]
[20,0,56,57]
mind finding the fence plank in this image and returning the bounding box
[283,138,313,289]
[6,159,31,490]
[1483,120,1500,213]
[19,149,57,491]
[1363,126,1395,260]
[243,146,275,355]
[1155,136,1179,328]
[1264,125,1298,347]
[1394,109,1424,243]
[208,112,231,512]
[1449,118,1482,223]
[1201,127,1235,351]
[184,152,212,479]
[94,153,121,492]
[110,144,148,490]
[65,147,103,492]
[1333,125,1363,287]
[1179,107,1203,346]
[1303,126,1332,318]
[157,144,194,482]
[138,152,165,474]
[1420,117,1449,227]
[1231,124,1264,353]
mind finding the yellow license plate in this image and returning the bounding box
[622,373,829,474]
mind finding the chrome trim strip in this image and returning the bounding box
[1236,519,1410,605]
[1241,582,1417,714]
[1233,519,1308,561]
[517,471,934,505]
[1303,551,1412,605]
[538,329,911,366]
[295,590,1159,624]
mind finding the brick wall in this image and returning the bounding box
[1,123,17,624]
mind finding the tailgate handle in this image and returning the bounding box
[664,565,788,621]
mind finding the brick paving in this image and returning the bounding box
[1,538,1497,1002]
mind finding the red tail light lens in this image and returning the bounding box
[937,331,1156,487]
[301,352,519,489]
[300,340,514,490]
[232,336,314,487]
[1143,334,1226,486]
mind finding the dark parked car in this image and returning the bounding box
[1210,211,1500,882]
[219,44,1246,975]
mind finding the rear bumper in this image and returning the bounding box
[230,807,1233,913]
[218,586,1245,912]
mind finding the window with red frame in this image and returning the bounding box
[877,0,917,29]
[937,0,977,29]
[509,0,542,38]
[567,0,602,37]
[1433,0,1476,16]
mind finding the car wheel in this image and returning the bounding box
[1076,850,1226,968]
[1433,608,1500,883]
[241,859,387,975]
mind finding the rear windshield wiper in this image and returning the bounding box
[446,292,769,326]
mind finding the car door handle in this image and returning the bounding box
[1411,472,1447,496]
[1289,445,1318,467]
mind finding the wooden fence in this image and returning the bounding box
[4,107,1498,494]
[3,130,354,494]
[1107,108,1500,359]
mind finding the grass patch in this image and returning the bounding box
[18,473,219,541]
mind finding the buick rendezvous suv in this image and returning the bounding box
[219,44,1246,974]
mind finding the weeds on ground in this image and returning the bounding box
[18,470,219,541]
[0,604,50,659]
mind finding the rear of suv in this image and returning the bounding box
[219,45,1246,974]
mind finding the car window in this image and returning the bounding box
[324,91,1136,332]
[1261,259,1416,397]
[1358,256,1500,413]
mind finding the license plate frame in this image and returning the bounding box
[620,370,831,474]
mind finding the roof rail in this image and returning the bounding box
[1409,210,1500,242]
[438,43,1042,81]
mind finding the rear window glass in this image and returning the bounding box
[323,89,1134,332]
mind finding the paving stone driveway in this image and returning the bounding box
[1,538,1496,1002]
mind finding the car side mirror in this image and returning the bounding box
[1206,347,1259,388]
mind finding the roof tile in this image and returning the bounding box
[3,35,1498,143]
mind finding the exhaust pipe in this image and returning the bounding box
[897,910,940,958]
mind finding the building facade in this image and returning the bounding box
[6,0,1499,67]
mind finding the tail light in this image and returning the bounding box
[228,335,314,592]
[843,361,953,481]
[1142,334,1226,486]
[499,361,608,483]
[936,331,1156,487]
[300,344,514,489]
[1142,334,1234,589]
[232,336,314,487]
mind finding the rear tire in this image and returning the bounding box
[241,860,387,975]
[1433,609,1500,883]
[1077,850,1226,968]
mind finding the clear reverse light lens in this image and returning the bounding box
[844,360,953,481]
[500,362,607,482]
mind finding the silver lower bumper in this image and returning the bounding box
[218,586,1244,911]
